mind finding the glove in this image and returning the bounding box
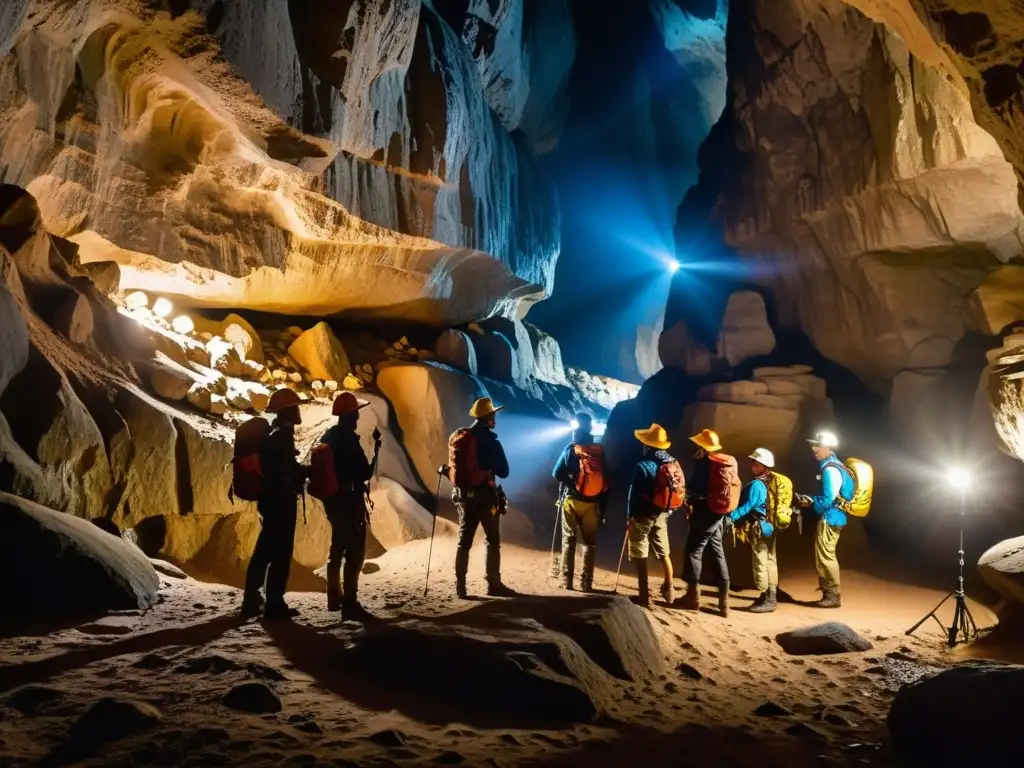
[794,494,812,508]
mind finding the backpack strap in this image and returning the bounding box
[822,460,852,505]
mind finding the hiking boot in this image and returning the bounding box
[579,578,594,593]
[635,560,650,608]
[456,581,468,599]
[487,582,518,597]
[561,580,575,591]
[631,593,651,609]
[750,586,777,614]
[813,588,841,609]
[660,580,675,606]
[342,601,375,622]
[263,603,300,621]
[719,585,730,618]
[240,595,264,619]
[680,584,700,611]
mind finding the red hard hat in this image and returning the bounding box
[265,388,302,413]
[332,391,370,416]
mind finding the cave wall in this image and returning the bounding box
[0,0,571,326]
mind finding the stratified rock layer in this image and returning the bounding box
[0,1,566,325]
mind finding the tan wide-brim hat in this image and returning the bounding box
[634,423,671,450]
[469,397,505,419]
[690,428,723,452]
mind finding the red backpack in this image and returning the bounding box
[707,453,740,514]
[573,444,607,497]
[230,417,272,502]
[307,443,339,501]
[652,458,686,511]
[447,428,492,489]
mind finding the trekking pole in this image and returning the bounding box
[612,521,631,594]
[549,485,565,579]
[424,469,445,597]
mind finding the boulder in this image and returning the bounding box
[288,322,352,383]
[0,492,160,618]
[775,623,873,656]
[434,329,478,375]
[67,698,162,749]
[660,291,775,374]
[376,363,488,489]
[889,662,1024,764]
[977,536,1024,605]
[966,265,1024,335]
[221,313,263,363]
[144,351,198,401]
[226,380,271,412]
[221,682,281,714]
[206,336,246,377]
[472,329,519,384]
[717,291,776,367]
[187,384,228,415]
[679,401,801,461]
[369,478,454,550]
[52,291,94,344]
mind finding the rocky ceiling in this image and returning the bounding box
[0,0,573,325]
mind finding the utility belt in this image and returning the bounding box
[453,484,508,515]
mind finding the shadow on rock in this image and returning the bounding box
[264,594,658,729]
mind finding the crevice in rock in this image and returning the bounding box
[173,421,194,517]
[0,348,62,463]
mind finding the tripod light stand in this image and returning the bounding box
[906,467,979,648]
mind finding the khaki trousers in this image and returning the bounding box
[815,519,842,589]
[751,531,778,592]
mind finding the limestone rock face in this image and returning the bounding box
[369,477,456,550]
[0,492,160,618]
[686,0,1024,390]
[376,363,488,490]
[0,0,566,326]
[288,322,352,383]
[660,291,776,375]
[977,536,1024,606]
[966,266,1024,335]
[434,329,479,376]
[524,322,568,386]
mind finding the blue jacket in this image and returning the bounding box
[813,455,854,528]
[552,430,606,502]
[627,449,676,519]
[730,477,768,525]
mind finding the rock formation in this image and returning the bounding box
[0,0,568,326]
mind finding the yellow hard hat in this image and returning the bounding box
[469,397,504,419]
[690,428,722,452]
[634,423,671,450]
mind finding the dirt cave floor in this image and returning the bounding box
[0,535,1014,768]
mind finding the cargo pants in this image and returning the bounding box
[561,497,600,589]
[815,519,842,589]
[325,495,368,608]
[455,489,501,588]
[682,503,730,589]
[751,530,778,593]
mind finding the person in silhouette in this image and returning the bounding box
[319,392,378,621]
[241,388,307,620]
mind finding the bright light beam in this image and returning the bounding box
[668,259,681,274]
[947,466,972,492]
[570,419,580,431]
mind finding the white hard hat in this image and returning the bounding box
[808,430,840,449]
[748,447,775,468]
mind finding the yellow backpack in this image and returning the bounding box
[832,458,874,517]
[766,472,794,530]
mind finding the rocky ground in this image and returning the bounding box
[0,535,1006,768]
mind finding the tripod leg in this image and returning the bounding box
[906,592,954,637]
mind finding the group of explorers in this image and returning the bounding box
[229,388,871,621]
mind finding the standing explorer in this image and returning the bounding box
[310,392,379,621]
[237,388,308,620]
[447,397,517,598]
[680,428,740,617]
[627,424,686,608]
[727,448,794,614]
[552,413,609,592]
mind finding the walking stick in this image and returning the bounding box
[612,521,631,594]
[424,469,445,597]
[549,485,566,579]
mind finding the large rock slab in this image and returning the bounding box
[369,477,455,550]
[679,401,801,461]
[434,329,478,376]
[977,536,1024,605]
[889,662,1024,764]
[0,492,160,617]
[377,363,487,490]
[288,322,352,383]
[775,623,873,656]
